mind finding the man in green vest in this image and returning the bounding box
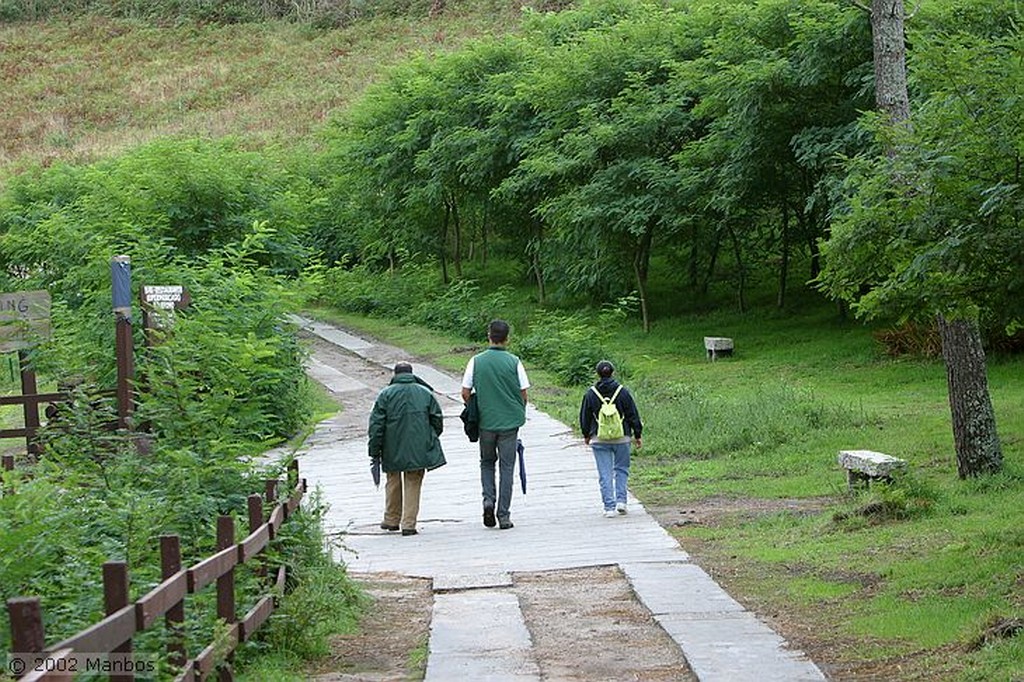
[368,362,446,536]
[461,319,530,530]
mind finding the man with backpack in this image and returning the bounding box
[580,360,643,517]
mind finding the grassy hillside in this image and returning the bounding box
[0,3,527,184]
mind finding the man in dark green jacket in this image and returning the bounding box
[368,363,446,536]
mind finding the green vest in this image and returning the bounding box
[472,348,526,431]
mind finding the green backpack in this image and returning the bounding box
[591,385,624,441]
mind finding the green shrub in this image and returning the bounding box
[414,281,514,340]
[318,260,442,319]
[832,470,942,527]
[517,295,637,384]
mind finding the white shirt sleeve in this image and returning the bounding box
[517,360,530,390]
[461,357,475,389]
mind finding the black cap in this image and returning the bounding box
[394,362,413,374]
[595,360,614,378]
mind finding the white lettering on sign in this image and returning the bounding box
[141,285,187,310]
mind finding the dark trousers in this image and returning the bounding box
[479,428,518,522]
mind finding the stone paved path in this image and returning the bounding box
[290,316,826,681]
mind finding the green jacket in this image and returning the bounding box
[368,374,446,473]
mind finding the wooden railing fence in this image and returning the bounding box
[6,460,308,682]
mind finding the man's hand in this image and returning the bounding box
[633,437,642,449]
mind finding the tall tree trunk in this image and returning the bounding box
[688,239,699,289]
[633,225,654,333]
[701,231,721,296]
[808,234,821,280]
[777,203,790,309]
[866,0,1003,475]
[870,0,911,130]
[449,194,463,279]
[937,316,1003,478]
[726,223,746,314]
[529,219,545,305]
[439,203,450,285]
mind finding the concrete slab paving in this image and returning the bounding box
[426,590,541,682]
[304,356,369,393]
[291,315,826,682]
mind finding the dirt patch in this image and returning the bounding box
[514,565,696,682]
[307,572,432,681]
[645,495,830,530]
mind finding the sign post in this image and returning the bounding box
[112,256,134,430]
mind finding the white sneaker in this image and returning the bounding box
[616,502,627,515]
[603,509,617,518]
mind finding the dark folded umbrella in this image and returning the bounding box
[371,456,381,489]
[516,439,526,494]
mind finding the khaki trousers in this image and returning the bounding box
[383,469,425,531]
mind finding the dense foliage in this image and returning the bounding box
[314,0,1021,341]
[0,138,358,666]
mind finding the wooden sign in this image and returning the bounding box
[0,290,51,352]
[140,285,190,336]
[140,285,190,311]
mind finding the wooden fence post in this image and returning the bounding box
[247,495,266,578]
[17,351,41,457]
[287,459,299,488]
[7,597,45,679]
[247,494,263,534]
[2,454,13,496]
[103,561,133,682]
[160,535,187,670]
[216,516,235,682]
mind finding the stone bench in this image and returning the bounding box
[837,449,908,489]
[704,336,734,361]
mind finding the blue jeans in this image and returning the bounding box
[592,442,630,510]
[479,428,518,522]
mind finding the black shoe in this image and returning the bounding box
[401,528,418,536]
[380,523,399,531]
[483,506,496,528]
[498,519,514,530]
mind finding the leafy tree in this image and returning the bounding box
[820,4,1019,477]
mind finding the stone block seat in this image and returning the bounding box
[704,336,734,360]
[837,449,908,489]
